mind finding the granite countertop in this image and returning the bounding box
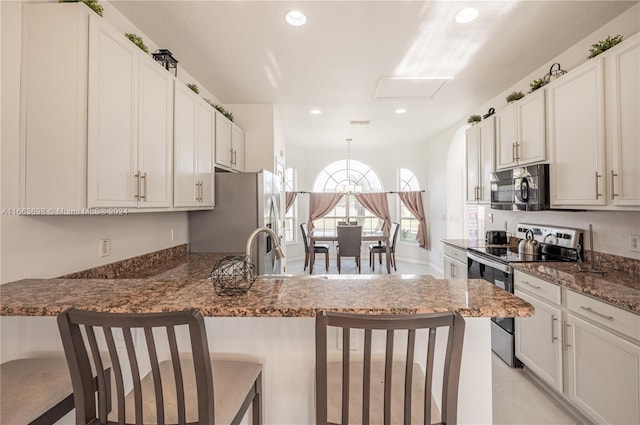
[512,262,640,313]
[0,254,533,319]
[441,239,639,314]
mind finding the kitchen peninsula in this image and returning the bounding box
[0,252,533,424]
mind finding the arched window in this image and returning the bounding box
[398,168,421,243]
[284,167,297,243]
[312,160,383,231]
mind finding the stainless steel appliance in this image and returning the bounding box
[467,224,583,367]
[491,164,550,211]
[189,170,283,275]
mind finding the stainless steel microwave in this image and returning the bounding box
[490,164,550,211]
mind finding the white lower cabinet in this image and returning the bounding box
[565,313,640,425]
[514,288,563,392]
[442,244,467,279]
[515,270,640,424]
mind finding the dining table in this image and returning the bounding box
[309,229,390,273]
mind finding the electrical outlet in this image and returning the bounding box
[488,213,494,223]
[630,235,640,253]
[99,238,110,257]
[171,228,177,241]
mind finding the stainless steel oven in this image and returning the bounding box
[467,224,583,368]
[467,251,521,367]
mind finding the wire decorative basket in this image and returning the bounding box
[209,255,257,296]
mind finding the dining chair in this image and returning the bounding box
[300,222,329,271]
[336,225,362,274]
[369,222,400,272]
[315,311,466,425]
[57,308,262,425]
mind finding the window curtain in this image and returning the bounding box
[285,191,298,213]
[308,193,343,230]
[354,192,391,236]
[398,191,429,250]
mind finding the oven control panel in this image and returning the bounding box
[515,223,583,250]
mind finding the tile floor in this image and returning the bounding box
[285,255,585,424]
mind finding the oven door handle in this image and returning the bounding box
[467,251,512,274]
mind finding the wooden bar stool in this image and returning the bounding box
[0,354,110,425]
[57,308,263,425]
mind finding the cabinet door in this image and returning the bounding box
[609,35,640,206]
[231,124,245,171]
[215,112,232,168]
[565,314,640,424]
[517,90,545,165]
[465,125,481,203]
[495,105,518,169]
[87,16,138,207]
[548,59,606,206]
[173,84,197,207]
[479,117,495,202]
[137,58,173,208]
[514,289,563,392]
[196,101,214,207]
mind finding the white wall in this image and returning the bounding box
[225,104,279,173]
[446,4,640,260]
[0,0,224,283]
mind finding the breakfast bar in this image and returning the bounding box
[0,253,534,424]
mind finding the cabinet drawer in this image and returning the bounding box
[514,271,561,305]
[567,290,640,342]
[443,244,467,263]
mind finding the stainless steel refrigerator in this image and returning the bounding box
[189,170,283,275]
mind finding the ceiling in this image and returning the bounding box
[111,1,637,149]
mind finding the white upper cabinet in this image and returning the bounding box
[231,123,245,172]
[88,17,173,208]
[495,90,546,170]
[174,84,214,208]
[21,3,173,210]
[465,116,494,203]
[215,111,233,169]
[215,111,245,172]
[548,58,606,206]
[608,33,640,207]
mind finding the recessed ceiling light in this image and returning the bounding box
[309,109,322,115]
[285,10,307,26]
[395,108,407,114]
[455,8,479,24]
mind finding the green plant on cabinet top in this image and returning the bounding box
[529,78,549,93]
[205,99,234,122]
[59,0,103,16]
[186,83,199,94]
[588,35,624,59]
[125,33,148,53]
[467,114,481,124]
[506,90,525,103]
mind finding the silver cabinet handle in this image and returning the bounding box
[551,316,558,343]
[520,280,542,290]
[140,172,147,200]
[580,306,614,321]
[134,171,141,200]
[512,142,516,162]
[564,322,571,350]
[195,181,201,202]
[595,171,602,198]
[611,170,618,199]
[230,148,234,165]
[514,142,520,161]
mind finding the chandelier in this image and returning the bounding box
[340,138,362,194]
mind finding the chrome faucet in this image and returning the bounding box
[245,226,285,261]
